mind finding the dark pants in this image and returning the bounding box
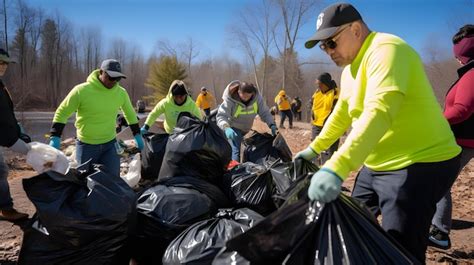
[311,125,339,166]
[76,139,121,177]
[0,150,13,210]
[351,155,460,263]
[203,108,211,116]
[293,111,302,121]
[279,110,293,128]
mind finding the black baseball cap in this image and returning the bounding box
[305,3,362,49]
[100,59,127,78]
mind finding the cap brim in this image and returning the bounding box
[304,27,340,49]
[105,70,127,79]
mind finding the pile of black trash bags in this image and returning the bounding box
[18,113,420,265]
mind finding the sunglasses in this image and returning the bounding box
[319,24,352,51]
[105,72,121,82]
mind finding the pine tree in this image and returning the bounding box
[144,55,187,104]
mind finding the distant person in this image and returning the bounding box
[49,59,143,177]
[296,3,461,262]
[0,49,31,221]
[429,24,474,249]
[274,89,293,129]
[291,96,302,121]
[141,80,202,134]
[136,100,146,113]
[195,86,215,116]
[217,80,277,162]
[311,72,339,165]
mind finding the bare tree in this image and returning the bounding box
[273,0,319,95]
[179,37,200,85]
[229,0,277,95]
[80,26,102,73]
[155,39,177,58]
[108,37,127,63]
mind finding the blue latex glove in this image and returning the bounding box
[225,127,237,140]
[140,125,149,135]
[49,136,61,150]
[270,124,278,136]
[134,134,144,150]
[308,168,342,202]
[294,147,318,161]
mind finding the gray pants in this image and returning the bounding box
[351,155,460,263]
[432,147,474,233]
[311,125,339,166]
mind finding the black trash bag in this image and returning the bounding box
[163,208,263,265]
[270,158,319,207]
[242,131,292,165]
[158,113,231,185]
[222,162,276,215]
[160,175,232,208]
[136,185,215,241]
[133,185,215,263]
[141,132,169,180]
[19,161,137,265]
[270,158,319,195]
[226,194,419,265]
[211,248,250,265]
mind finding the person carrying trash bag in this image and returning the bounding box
[216,80,277,164]
[49,59,143,177]
[295,3,461,262]
[141,80,202,134]
[0,48,30,221]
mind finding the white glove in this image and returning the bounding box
[9,139,31,155]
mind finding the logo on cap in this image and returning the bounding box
[316,13,324,30]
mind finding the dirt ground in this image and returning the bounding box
[0,118,472,264]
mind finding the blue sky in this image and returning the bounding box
[24,0,473,61]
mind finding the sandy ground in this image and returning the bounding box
[0,118,472,264]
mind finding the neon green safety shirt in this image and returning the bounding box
[53,69,138,144]
[310,32,461,180]
[144,89,202,134]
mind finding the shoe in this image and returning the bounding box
[428,225,451,249]
[289,125,293,129]
[279,125,286,129]
[227,160,240,170]
[0,208,29,221]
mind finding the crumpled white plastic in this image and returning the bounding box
[26,142,70,174]
[121,153,141,187]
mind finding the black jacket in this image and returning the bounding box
[0,80,20,147]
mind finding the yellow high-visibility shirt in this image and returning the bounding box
[196,92,215,110]
[311,89,337,126]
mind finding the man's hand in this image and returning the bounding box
[134,134,144,150]
[308,168,342,202]
[294,147,318,161]
[225,127,237,140]
[49,136,61,150]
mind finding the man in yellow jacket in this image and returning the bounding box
[297,3,461,262]
[195,86,215,116]
[311,72,339,164]
[274,89,293,129]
